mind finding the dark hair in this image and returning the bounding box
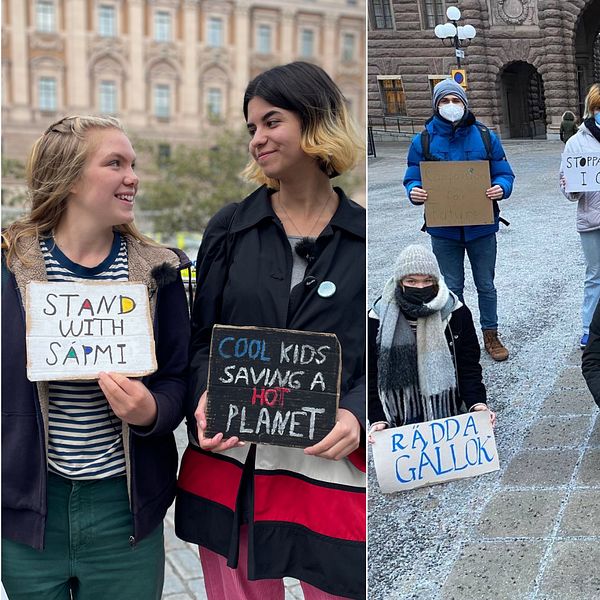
[241,62,362,187]
[243,62,344,130]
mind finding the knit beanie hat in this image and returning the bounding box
[432,79,468,111]
[394,244,441,283]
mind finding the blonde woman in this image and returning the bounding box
[1,116,189,599]
[560,84,600,348]
[176,62,366,599]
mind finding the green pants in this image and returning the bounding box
[2,473,164,600]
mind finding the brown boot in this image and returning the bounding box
[483,329,509,361]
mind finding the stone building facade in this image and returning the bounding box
[2,0,365,161]
[368,0,600,139]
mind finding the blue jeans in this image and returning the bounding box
[431,233,498,330]
[580,229,600,334]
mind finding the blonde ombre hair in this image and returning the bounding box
[241,62,363,189]
[3,115,155,268]
[584,83,600,118]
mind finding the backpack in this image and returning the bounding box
[420,123,510,227]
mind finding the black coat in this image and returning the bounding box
[583,300,600,405]
[176,185,366,598]
[186,184,366,428]
[368,303,487,426]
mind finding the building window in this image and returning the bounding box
[154,11,171,42]
[207,88,223,119]
[257,24,272,54]
[342,33,356,62]
[99,80,117,114]
[422,0,445,29]
[369,0,394,30]
[39,77,57,111]
[379,77,407,116]
[207,17,224,48]
[154,84,170,118]
[36,1,55,33]
[98,4,116,37]
[300,29,314,58]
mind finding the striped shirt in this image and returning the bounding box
[40,233,128,479]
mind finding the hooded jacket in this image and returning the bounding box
[560,112,578,143]
[404,112,515,242]
[175,185,366,599]
[2,234,190,550]
[561,123,600,232]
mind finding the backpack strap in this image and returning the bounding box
[474,122,493,160]
[420,129,438,161]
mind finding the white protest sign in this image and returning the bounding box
[371,410,499,493]
[561,152,600,192]
[26,281,157,381]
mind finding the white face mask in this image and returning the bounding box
[439,103,465,123]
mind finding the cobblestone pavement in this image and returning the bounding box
[163,426,303,599]
[368,140,599,599]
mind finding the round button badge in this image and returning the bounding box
[317,281,336,298]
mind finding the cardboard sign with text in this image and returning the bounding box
[371,411,499,493]
[421,160,493,227]
[26,281,156,381]
[206,325,341,448]
[561,152,600,192]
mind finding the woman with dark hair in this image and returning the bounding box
[175,62,366,599]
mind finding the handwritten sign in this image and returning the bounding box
[26,281,156,381]
[421,160,493,227]
[371,411,499,492]
[206,325,341,448]
[561,152,600,192]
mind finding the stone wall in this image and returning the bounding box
[368,0,598,138]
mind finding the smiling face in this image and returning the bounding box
[68,128,138,231]
[246,96,316,182]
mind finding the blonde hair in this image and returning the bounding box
[240,62,364,190]
[3,115,154,268]
[584,84,600,118]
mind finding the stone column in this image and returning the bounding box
[9,0,31,120]
[64,0,89,111]
[182,0,199,130]
[232,2,250,122]
[322,16,337,77]
[280,9,294,64]
[127,0,146,127]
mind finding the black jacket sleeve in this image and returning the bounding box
[368,314,387,425]
[583,301,600,406]
[448,305,487,410]
[187,203,238,431]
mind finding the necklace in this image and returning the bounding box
[277,190,334,238]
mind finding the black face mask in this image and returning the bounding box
[398,285,437,305]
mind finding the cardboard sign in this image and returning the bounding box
[26,281,156,381]
[561,152,600,192]
[421,160,493,227]
[206,325,341,448]
[371,411,499,493]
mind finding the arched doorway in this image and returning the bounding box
[500,62,547,139]
[575,0,600,117]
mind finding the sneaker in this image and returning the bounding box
[483,329,509,361]
[580,333,589,350]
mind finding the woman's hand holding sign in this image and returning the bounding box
[303,408,361,461]
[195,390,245,452]
[98,372,157,426]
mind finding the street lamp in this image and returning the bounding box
[434,6,476,69]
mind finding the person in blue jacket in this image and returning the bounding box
[404,79,515,362]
